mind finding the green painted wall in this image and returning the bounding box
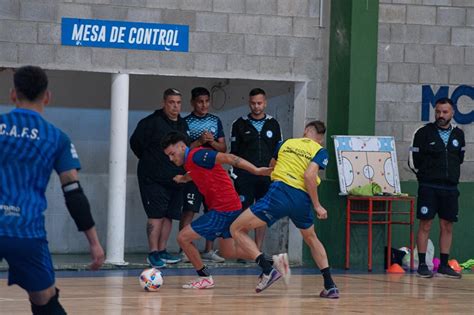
[308,0,381,269]
[306,0,473,269]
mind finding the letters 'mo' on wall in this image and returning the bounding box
[61,18,189,52]
[422,85,474,125]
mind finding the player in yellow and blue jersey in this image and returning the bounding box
[231,121,339,298]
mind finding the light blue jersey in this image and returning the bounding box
[0,108,81,239]
[185,112,224,142]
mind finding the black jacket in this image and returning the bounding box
[230,114,282,175]
[130,109,189,185]
[410,122,465,186]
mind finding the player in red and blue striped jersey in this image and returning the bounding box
[0,66,104,315]
[161,131,287,291]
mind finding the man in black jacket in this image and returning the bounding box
[409,97,465,279]
[130,88,189,268]
[230,88,282,253]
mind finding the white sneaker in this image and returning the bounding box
[201,250,225,263]
[255,269,281,293]
[182,276,215,289]
[272,253,291,285]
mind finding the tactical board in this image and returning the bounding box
[333,136,401,195]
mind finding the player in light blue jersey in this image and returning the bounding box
[0,66,104,315]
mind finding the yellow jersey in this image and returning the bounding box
[271,138,327,192]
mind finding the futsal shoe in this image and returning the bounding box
[202,250,225,263]
[416,264,434,278]
[437,265,462,279]
[320,286,340,299]
[182,276,215,289]
[147,251,166,269]
[159,250,181,264]
[255,268,282,293]
[272,253,291,285]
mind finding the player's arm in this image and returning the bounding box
[459,131,466,164]
[211,119,227,152]
[216,152,272,176]
[130,119,147,159]
[59,169,105,270]
[304,162,327,220]
[411,129,425,171]
[208,136,227,152]
[173,172,192,184]
[269,158,277,168]
[190,137,203,149]
[229,121,240,155]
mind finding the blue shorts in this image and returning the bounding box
[0,237,55,292]
[250,181,314,229]
[191,209,242,241]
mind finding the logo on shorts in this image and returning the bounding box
[266,130,273,138]
[452,139,459,147]
[239,195,245,202]
[420,206,429,215]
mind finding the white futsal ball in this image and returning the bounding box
[139,268,163,292]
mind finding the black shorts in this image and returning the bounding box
[417,185,459,222]
[138,178,183,220]
[234,173,271,209]
[182,182,208,213]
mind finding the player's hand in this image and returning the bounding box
[173,174,186,184]
[315,205,328,220]
[255,167,273,176]
[202,131,214,143]
[89,242,105,270]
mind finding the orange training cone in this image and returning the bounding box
[387,263,405,274]
[448,259,462,272]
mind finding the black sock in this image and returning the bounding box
[418,252,426,265]
[320,267,335,290]
[264,254,274,266]
[440,253,449,267]
[31,288,67,315]
[197,265,211,277]
[256,253,273,275]
[158,249,167,255]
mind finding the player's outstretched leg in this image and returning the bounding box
[231,209,283,293]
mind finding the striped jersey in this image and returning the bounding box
[185,112,225,143]
[0,108,81,239]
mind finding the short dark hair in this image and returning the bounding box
[305,120,326,135]
[161,131,188,149]
[249,88,266,98]
[435,97,454,108]
[191,87,210,100]
[14,65,48,102]
[163,88,182,100]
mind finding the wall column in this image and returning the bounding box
[105,73,130,265]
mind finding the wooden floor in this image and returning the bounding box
[1,271,473,314]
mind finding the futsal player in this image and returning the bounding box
[0,66,105,314]
[161,131,289,290]
[230,121,339,298]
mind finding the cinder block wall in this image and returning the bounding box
[0,0,327,255]
[376,0,474,181]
